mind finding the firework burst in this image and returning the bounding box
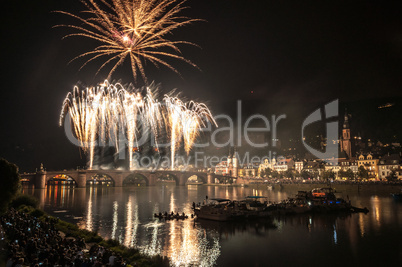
[182,101,216,154]
[60,81,216,170]
[55,0,199,82]
[163,96,185,169]
[60,86,100,168]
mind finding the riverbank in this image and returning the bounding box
[268,182,402,195]
[204,183,244,187]
[0,205,169,267]
[204,182,402,194]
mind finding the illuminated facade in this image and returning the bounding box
[340,111,352,159]
[378,154,401,180]
[325,158,358,179]
[295,161,304,173]
[303,160,323,177]
[238,163,259,177]
[214,148,238,177]
[258,158,272,176]
[258,157,295,176]
[357,154,379,180]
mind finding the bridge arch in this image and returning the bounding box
[123,173,149,186]
[159,172,180,185]
[87,173,115,186]
[184,174,207,184]
[156,172,177,185]
[20,175,34,184]
[46,174,77,186]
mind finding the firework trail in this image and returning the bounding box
[163,96,185,170]
[143,87,163,149]
[182,101,216,155]
[54,0,199,82]
[120,90,143,169]
[163,96,217,169]
[60,81,216,170]
[98,83,122,150]
[60,87,100,169]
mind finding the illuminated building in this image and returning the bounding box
[303,160,323,178]
[325,158,358,180]
[214,147,238,177]
[238,163,259,177]
[257,157,295,176]
[357,154,379,180]
[295,161,304,173]
[378,154,401,180]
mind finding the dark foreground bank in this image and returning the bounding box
[0,205,169,267]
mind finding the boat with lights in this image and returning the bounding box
[267,187,368,214]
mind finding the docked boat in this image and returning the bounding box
[234,196,271,218]
[193,197,272,221]
[266,197,311,215]
[193,198,233,221]
[243,196,268,211]
[267,187,367,215]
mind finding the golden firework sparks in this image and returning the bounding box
[60,81,216,170]
[55,0,199,82]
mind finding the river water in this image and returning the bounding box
[22,184,402,266]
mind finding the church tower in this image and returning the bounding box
[232,146,238,177]
[226,147,232,176]
[340,110,352,159]
[227,147,232,165]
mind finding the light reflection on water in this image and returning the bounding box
[22,184,402,266]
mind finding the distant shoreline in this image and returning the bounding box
[277,182,401,194]
[204,182,402,194]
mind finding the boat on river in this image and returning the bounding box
[267,187,368,214]
[243,196,268,211]
[193,198,233,221]
[154,212,189,220]
[193,197,272,221]
[194,188,369,221]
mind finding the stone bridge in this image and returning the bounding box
[20,169,234,188]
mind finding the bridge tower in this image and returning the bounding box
[177,173,186,186]
[34,170,47,189]
[76,171,87,188]
[114,173,123,187]
[207,173,214,184]
[148,173,157,186]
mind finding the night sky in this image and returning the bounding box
[2,0,402,172]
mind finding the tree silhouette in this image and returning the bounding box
[358,165,369,180]
[386,169,398,181]
[0,158,21,214]
[322,170,335,182]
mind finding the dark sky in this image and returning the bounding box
[2,0,402,171]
